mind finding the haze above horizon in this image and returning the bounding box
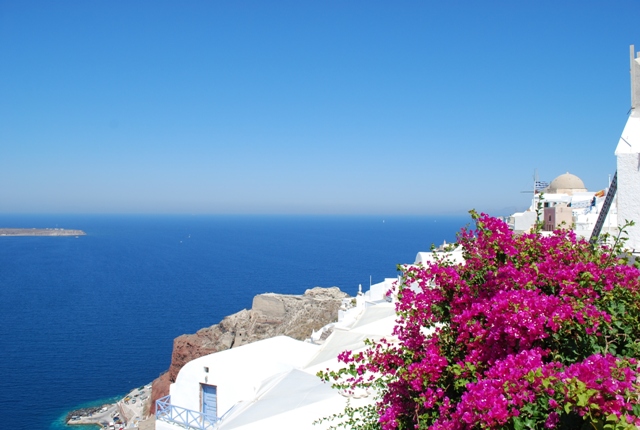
[2,1,638,216]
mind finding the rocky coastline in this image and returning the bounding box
[67,286,348,429]
[66,403,119,428]
[66,405,108,422]
[65,384,152,429]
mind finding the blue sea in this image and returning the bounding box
[0,214,468,430]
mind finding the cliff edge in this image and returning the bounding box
[150,286,349,411]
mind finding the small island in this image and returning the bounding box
[0,228,86,237]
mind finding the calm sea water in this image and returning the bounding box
[0,214,468,430]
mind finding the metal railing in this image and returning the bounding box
[156,395,218,430]
[590,171,618,245]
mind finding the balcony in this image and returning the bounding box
[156,395,218,430]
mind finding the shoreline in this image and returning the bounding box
[0,228,86,236]
[66,403,117,429]
[65,384,152,430]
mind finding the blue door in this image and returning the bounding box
[202,385,217,422]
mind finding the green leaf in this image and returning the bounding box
[512,416,525,430]
[564,402,573,414]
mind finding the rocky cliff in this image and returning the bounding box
[150,287,349,412]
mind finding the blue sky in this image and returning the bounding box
[1,1,638,215]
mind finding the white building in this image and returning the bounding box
[155,279,398,430]
[615,45,640,252]
[506,171,616,238]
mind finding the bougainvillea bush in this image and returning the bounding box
[319,212,640,430]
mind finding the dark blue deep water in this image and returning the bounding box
[0,214,468,430]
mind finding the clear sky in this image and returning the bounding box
[1,1,639,215]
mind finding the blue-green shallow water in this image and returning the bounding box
[0,214,468,430]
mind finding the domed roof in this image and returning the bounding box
[548,172,586,191]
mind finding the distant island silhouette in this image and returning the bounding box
[0,228,85,237]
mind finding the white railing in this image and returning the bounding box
[156,395,218,430]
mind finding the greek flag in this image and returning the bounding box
[535,181,549,191]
